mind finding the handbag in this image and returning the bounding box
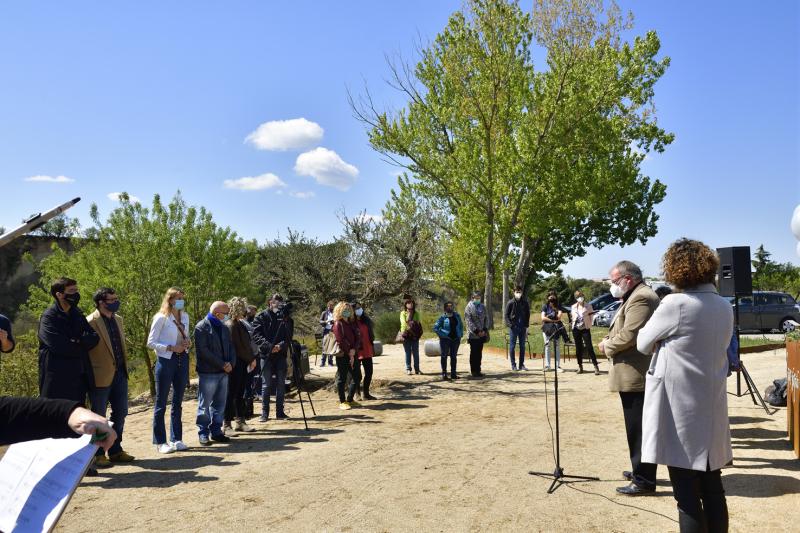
[394,330,406,343]
[322,332,343,356]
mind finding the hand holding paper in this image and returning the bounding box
[67,408,117,452]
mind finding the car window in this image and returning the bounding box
[786,295,797,305]
[763,294,782,305]
[754,294,768,305]
[739,296,753,305]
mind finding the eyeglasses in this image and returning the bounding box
[610,275,627,285]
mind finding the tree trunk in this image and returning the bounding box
[514,234,539,292]
[502,269,509,327]
[484,260,495,330]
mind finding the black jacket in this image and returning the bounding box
[194,316,236,374]
[504,298,531,331]
[38,302,100,401]
[0,396,81,445]
[252,310,293,370]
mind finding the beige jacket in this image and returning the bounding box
[86,309,129,388]
[603,283,659,392]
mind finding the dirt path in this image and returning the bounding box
[57,344,799,532]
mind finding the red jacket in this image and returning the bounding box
[356,320,374,360]
[333,319,360,355]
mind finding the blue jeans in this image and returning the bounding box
[261,357,287,417]
[403,339,420,371]
[196,372,228,437]
[509,328,526,367]
[152,354,190,445]
[89,368,128,456]
[439,337,458,376]
[543,334,561,368]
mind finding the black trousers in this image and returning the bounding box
[468,339,484,376]
[224,360,249,422]
[619,391,657,487]
[572,328,598,368]
[357,358,374,395]
[668,465,728,533]
[335,356,359,402]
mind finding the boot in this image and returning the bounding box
[678,510,706,533]
[577,365,584,374]
[594,365,600,376]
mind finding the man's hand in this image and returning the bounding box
[67,407,117,452]
[598,340,605,355]
[223,362,233,373]
[0,328,7,342]
[271,345,281,353]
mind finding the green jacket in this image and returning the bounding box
[400,310,421,331]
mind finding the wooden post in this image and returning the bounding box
[787,340,800,458]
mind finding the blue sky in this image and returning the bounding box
[0,1,797,280]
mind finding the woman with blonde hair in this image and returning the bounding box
[332,301,361,410]
[637,239,734,531]
[147,287,191,454]
[224,296,257,433]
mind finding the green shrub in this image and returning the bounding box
[0,332,40,397]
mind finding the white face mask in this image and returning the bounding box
[610,279,626,299]
[577,297,584,304]
[514,292,522,300]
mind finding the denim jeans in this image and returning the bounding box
[261,357,287,418]
[509,328,526,367]
[439,337,458,376]
[89,368,128,456]
[196,372,228,438]
[542,333,561,368]
[403,339,420,371]
[152,354,190,445]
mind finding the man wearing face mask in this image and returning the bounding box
[38,277,100,404]
[599,260,660,496]
[194,301,236,445]
[465,291,490,378]
[504,286,531,371]
[86,287,134,466]
[252,293,293,422]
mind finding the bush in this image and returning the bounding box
[373,310,443,344]
[0,332,40,397]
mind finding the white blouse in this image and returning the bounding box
[147,311,191,359]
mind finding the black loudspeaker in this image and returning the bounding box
[717,246,753,297]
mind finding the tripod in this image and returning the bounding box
[529,323,599,493]
[730,295,773,415]
[289,341,316,431]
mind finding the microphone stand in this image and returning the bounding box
[529,322,599,493]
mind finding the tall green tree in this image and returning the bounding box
[25,192,258,396]
[352,0,672,323]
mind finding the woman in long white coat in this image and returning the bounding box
[637,239,734,533]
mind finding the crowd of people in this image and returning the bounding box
[0,237,737,531]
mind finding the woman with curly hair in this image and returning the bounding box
[332,301,361,410]
[637,238,734,532]
[224,296,258,433]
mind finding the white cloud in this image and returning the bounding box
[357,213,384,224]
[24,175,74,183]
[107,192,141,203]
[245,118,324,151]
[294,147,359,191]
[223,173,287,191]
[289,191,316,199]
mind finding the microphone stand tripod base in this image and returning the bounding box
[528,467,598,494]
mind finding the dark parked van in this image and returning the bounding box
[728,291,800,332]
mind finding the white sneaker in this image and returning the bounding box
[171,440,188,451]
[156,443,175,454]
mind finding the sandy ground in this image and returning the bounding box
[54,344,799,532]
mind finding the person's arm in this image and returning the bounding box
[432,316,443,337]
[333,321,350,353]
[38,309,83,357]
[251,313,275,357]
[146,315,168,352]
[503,301,512,327]
[636,299,680,355]
[399,312,406,332]
[0,319,14,353]
[605,297,656,357]
[78,315,100,351]
[0,396,119,450]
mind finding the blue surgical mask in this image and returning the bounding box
[473,299,481,305]
[342,310,352,318]
[223,314,230,321]
[174,299,185,310]
[355,308,363,317]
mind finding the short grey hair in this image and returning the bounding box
[613,260,643,281]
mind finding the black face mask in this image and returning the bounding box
[63,292,81,306]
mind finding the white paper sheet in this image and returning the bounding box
[0,434,96,533]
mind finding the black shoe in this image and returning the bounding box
[442,373,449,380]
[622,470,633,481]
[577,367,584,374]
[415,369,422,375]
[363,393,377,400]
[211,434,231,443]
[85,467,99,477]
[450,374,458,380]
[276,412,290,419]
[616,482,655,496]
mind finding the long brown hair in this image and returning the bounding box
[158,287,184,317]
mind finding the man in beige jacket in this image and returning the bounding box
[599,261,659,496]
[87,287,135,466]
